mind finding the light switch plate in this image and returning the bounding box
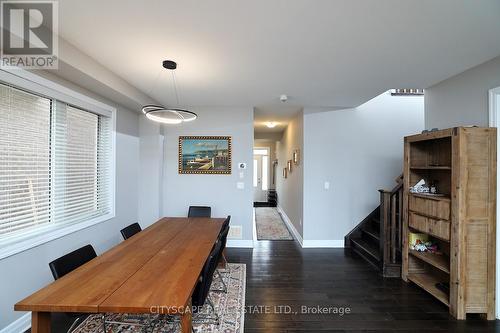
[324,181,330,190]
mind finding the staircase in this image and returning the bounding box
[345,175,403,277]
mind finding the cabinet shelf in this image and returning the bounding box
[409,250,449,274]
[407,273,449,307]
[409,193,450,201]
[410,166,451,170]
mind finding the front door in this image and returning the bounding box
[253,148,269,202]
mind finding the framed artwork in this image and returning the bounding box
[178,136,232,174]
[293,149,300,165]
[287,160,293,173]
[283,167,288,179]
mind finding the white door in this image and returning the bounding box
[253,148,269,202]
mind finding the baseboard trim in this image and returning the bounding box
[227,239,254,248]
[276,205,303,246]
[302,239,344,248]
[0,313,30,333]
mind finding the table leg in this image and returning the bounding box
[181,300,192,333]
[32,312,50,333]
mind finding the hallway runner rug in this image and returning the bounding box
[255,207,293,240]
[72,264,246,333]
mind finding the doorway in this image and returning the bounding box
[253,147,269,204]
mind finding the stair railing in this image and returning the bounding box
[378,174,403,275]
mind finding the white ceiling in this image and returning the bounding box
[57,0,500,124]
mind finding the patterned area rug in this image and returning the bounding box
[72,264,246,333]
[255,207,293,240]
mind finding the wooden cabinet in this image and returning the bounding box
[402,127,497,320]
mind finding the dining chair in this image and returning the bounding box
[192,241,222,326]
[49,245,97,333]
[188,206,212,218]
[212,225,230,294]
[120,222,142,240]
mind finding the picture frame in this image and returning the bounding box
[178,136,232,174]
[293,149,300,165]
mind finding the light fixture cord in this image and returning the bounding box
[171,70,180,106]
[147,70,162,98]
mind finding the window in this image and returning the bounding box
[262,155,269,191]
[0,82,113,252]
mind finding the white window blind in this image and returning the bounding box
[0,84,51,238]
[0,82,113,247]
[52,103,112,226]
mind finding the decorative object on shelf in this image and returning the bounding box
[409,179,430,193]
[409,232,428,249]
[283,167,287,179]
[293,149,300,165]
[178,136,231,174]
[430,180,438,194]
[287,160,292,173]
[141,60,198,124]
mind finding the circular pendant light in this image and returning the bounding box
[141,105,197,124]
[141,60,197,124]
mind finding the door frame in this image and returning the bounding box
[488,86,500,319]
[253,147,270,203]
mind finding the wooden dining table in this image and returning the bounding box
[14,217,225,333]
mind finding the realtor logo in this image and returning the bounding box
[1,0,58,69]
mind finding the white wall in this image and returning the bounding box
[138,117,163,227]
[276,111,304,238]
[159,107,254,243]
[0,83,140,330]
[303,92,424,242]
[425,55,500,129]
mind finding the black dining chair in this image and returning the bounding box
[120,222,142,240]
[49,245,97,332]
[192,241,222,326]
[212,224,230,294]
[188,206,212,218]
[49,244,97,280]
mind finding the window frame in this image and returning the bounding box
[0,68,116,260]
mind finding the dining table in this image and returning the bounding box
[14,217,225,333]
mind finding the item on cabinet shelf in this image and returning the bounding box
[409,232,428,248]
[410,179,430,193]
[430,180,438,194]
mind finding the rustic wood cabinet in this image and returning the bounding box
[402,127,497,320]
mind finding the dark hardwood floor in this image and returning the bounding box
[28,239,500,332]
[227,240,500,333]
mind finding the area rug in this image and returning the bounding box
[72,264,246,333]
[255,207,293,240]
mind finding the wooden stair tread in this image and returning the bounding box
[361,225,380,242]
[350,238,381,262]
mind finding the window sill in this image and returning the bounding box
[0,213,115,260]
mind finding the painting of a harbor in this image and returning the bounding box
[178,136,232,174]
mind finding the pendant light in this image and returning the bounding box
[141,60,197,124]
